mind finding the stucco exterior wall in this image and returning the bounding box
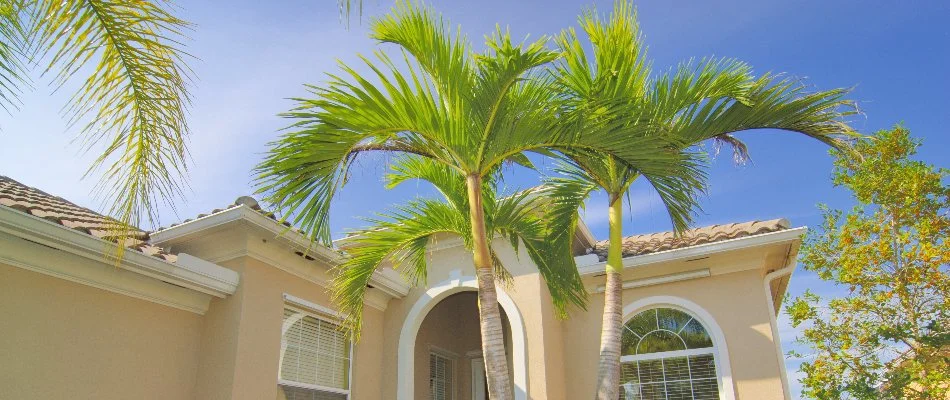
[561,267,786,399]
[0,263,202,400]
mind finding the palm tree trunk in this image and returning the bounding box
[466,174,513,400]
[596,194,624,399]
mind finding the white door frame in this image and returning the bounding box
[396,274,528,400]
[471,357,486,400]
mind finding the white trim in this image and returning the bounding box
[283,293,343,319]
[763,241,799,400]
[209,249,391,311]
[0,206,238,300]
[278,379,350,396]
[623,296,737,400]
[152,205,410,298]
[619,347,714,363]
[397,276,528,400]
[577,227,806,274]
[593,269,710,293]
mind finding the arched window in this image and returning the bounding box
[619,307,720,400]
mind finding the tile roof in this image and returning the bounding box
[0,175,177,262]
[590,218,791,261]
[154,195,306,235]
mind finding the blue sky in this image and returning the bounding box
[1,1,947,397]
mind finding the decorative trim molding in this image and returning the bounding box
[576,227,806,274]
[153,205,410,298]
[0,206,239,298]
[623,296,737,400]
[0,233,212,314]
[592,268,710,293]
[396,276,528,400]
[210,248,391,311]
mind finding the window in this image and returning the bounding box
[278,307,351,400]
[429,351,454,400]
[619,308,720,400]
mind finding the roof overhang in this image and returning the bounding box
[152,205,410,298]
[0,205,239,313]
[574,227,806,275]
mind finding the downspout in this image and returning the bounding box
[763,244,796,400]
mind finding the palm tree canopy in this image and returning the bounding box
[254,1,698,245]
[332,156,586,338]
[545,1,857,236]
[1,0,193,248]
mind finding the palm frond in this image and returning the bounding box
[332,198,470,338]
[32,0,193,247]
[0,0,30,113]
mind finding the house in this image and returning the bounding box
[0,175,801,400]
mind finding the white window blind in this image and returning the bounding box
[429,352,454,400]
[619,308,721,400]
[279,307,350,400]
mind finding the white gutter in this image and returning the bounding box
[763,239,801,400]
[152,205,409,297]
[576,227,807,275]
[0,206,239,297]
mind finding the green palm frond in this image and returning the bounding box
[332,198,470,337]
[0,1,193,253]
[0,0,29,112]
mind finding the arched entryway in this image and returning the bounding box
[397,275,528,400]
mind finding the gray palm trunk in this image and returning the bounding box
[467,175,513,399]
[596,195,625,399]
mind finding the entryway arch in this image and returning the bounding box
[397,274,528,400]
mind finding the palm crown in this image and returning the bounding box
[539,3,857,398]
[253,2,698,246]
[333,156,586,336]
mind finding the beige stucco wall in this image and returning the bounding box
[0,263,203,400]
[413,292,482,399]
[172,226,388,400]
[560,251,789,400]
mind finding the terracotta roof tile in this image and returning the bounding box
[591,218,791,261]
[0,176,177,262]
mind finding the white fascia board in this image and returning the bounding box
[576,218,597,248]
[577,227,807,276]
[152,205,410,298]
[0,206,239,298]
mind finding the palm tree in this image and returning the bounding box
[254,3,697,398]
[331,154,587,369]
[542,3,857,399]
[0,1,193,251]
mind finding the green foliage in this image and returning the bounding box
[1,0,193,250]
[546,0,856,234]
[332,156,586,338]
[787,126,950,400]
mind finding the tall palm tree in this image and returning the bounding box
[254,3,698,398]
[542,3,856,399]
[331,154,586,360]
[1,1,193,252]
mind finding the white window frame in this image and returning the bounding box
[278,293,354,399]
[428,348,456,400]
[621,296,737,400]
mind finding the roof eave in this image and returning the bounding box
[575,227,807,276]
[152,205,410,298]
[0,205,239,298]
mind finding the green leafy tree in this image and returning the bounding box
[540,2,855,398]
[0,0,193,251]
[787,126,950,399]
[253,3,695,398]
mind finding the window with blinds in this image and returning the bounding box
[429,352,454,400]
[278,307,350,400]
[618,308,721,400]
